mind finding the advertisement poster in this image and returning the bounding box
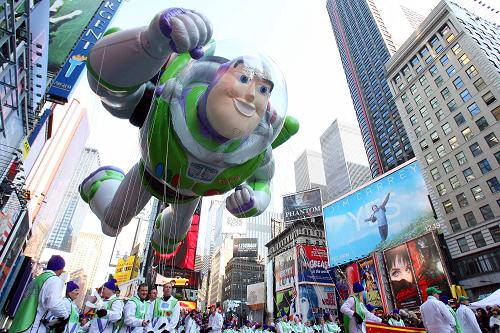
[358,257,384,308]
[296,245,334,284]
[407,233,451,300]
[283,188,323,224]
[275,288,296,317]
[384,244,421,309]
[247,282,265,310]
[324,161,439,266]
[233,238,258,258]
[155,200,202,270]
[275,248,296,291]
[298,285,337,322]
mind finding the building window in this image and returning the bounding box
[429,64,438,76]
[435,109,445,121]
[430,131,440,143]
[475,117,489,131]
[448,136,459,150]
[471,185,485,201]
[425,118,434,129]
[496,152,500,165]
[443,159,454,173]
[455,152,467,165]
[484,132,498,148]
[410,114,418,125]
[410,55,419,67]
[466,65,478,78]
[415,94,423,105]
[449,175,460,189]
[420,139,429,151]
[446,34,455,43]
[420,106,429,118]
[478,159,492,174]
[437,183,447,196]
[460,89,472,102]
[458,54,470,66]
[446,65,456,77]
[435,75,444,87]
[447,99,457,112]
[464,211,477,227]
[472,232,486,248]
[437,144,447,157]
[454,113,466,126]
[479,204,495,220]
[425,152,434,165]
[402,65,411,77]
[491,106,500,121]
[405,104,414,114]
[451,43,462,55]
[430,97,440,109]
[401,93,409,104]
[453,77,464,89]
[450,218,461,232]
[490,226,500,243]
[473,78,486,92]
[415,126,422,138]
[461,127,472,141]
[430,167,441,180]
[467,103,480,117]
[457,237,469,253]
[469,142,483,157]
[456,193,469,208]
[482,91,496,105]
[443,199,454,213]
[410,84,417,95]
[419,75,427,86]
[440,54,449,65]
[424,85,433,97]
[441,87,451,99]
[442,122,452,135]
[486,177,500,193]
[463,167,475,182]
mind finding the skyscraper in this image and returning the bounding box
[385,0,499,297]
[46,148,100,252]
[320,120,371,202]
[68,232,105,292]
[326,0,424,177]
[294,150,329,201]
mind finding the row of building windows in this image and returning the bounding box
[456,226,500,254]
[453,247,499,280]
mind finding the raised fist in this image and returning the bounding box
[226,184,256,217]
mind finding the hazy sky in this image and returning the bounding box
[72,0,500,268]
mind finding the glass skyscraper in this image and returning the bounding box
[326,0,424,177]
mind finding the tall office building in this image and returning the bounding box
[385,0,499,297]
[46,148,100,252]
[294,150,329,201]
[326,0,424,177]
[320,120,371,202]
[68,232,105,292]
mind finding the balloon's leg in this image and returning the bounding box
[151,197,201,254]
[79,163,151,236]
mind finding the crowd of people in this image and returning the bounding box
[5,255,500,333]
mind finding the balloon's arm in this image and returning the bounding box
[271,116,299,149]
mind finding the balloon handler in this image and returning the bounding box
[79,7,298,254]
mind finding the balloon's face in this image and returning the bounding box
[206,59,273,139]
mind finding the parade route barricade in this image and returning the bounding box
[366,322,426,332]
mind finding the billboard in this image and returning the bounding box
[407,233,451,300]
[114,255,140,284]
[247,282,265,310]
[298,285,337,322]
[154,200,202,270]
[233,238,258,258]
[274,248,296,292]
[358,257,384,309]
[47,0,123,103]
[324,160,439,266]
[275,288,296,318]
[283,188,322,224]
[384,244,421,309]
[155,269,201,289]
[296,245,334,285]
[30,0,50,109]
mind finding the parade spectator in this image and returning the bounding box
[150,282,180,333]
[388,309,405,326]
[9,255,70,333]
[476,308,491,333]
[490,308,500,333]
[340,281,381,333]
[456,296,482,333]
[420,286,456,333]
[122,283,150,333]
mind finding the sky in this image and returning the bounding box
[72,0,454,271]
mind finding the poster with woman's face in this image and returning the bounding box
[299,285,337,322]
[384,244,421,309]
[407,233,451,300]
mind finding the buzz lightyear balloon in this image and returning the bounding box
[79,8,298,254]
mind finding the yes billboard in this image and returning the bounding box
[324,160,438,266]
[296,245,334,284]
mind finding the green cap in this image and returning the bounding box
[426,286,442,295]
[458,296,469,302]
